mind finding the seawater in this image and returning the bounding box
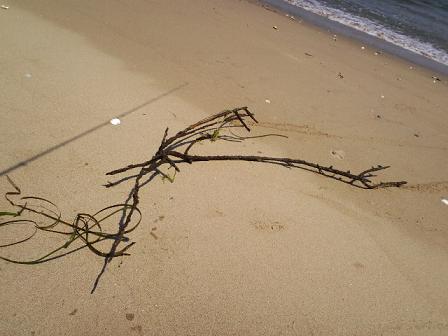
[264,0,448,71]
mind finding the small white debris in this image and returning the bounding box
[24,73,32,78]
[409,66,413,70]
[1,5,9,9]
[441,198,448,206]
[361,46,365,50]
[381,95,385,99]
[265,99,271,104]
[110,118,121,125]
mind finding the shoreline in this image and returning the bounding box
[258,0,448,76]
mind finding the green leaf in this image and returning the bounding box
[211,130,220,142]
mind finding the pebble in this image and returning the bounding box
[24,73,32,78]
[442,198,448,206]
[265,99,271,104]
[361,46,365,50]
[272,25,278,30]
[1,5,9,9]
[110,118,121,125]
[381,95,385,99]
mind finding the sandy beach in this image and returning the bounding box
[1,0,448,335]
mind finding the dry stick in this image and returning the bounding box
[1,107,405,291]
[91,107,406,291]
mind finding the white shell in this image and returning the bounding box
[110,118,121,125]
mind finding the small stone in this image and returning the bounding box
[361,46,365,50]
[441,198,448,206]
[265,99,271,104]
[272,25,278,30]
[380,95,385,99]
[24,73,32,78]
[1,5,9,9]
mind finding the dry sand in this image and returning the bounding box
[1,0,448,335]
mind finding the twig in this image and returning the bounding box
[0,107,406,293]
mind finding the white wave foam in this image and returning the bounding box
[285,0,448,66]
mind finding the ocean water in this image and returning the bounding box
[271,0,448,67]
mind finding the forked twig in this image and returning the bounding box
[0,107,406,293]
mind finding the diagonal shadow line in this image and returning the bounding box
[0,83,189,177]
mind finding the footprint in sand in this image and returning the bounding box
[330,149,345,160]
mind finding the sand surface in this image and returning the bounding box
[1,0,448,335]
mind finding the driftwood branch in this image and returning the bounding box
[0,107,406,293]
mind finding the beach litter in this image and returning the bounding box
[442,198,448,206]
[110,118,121,125]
